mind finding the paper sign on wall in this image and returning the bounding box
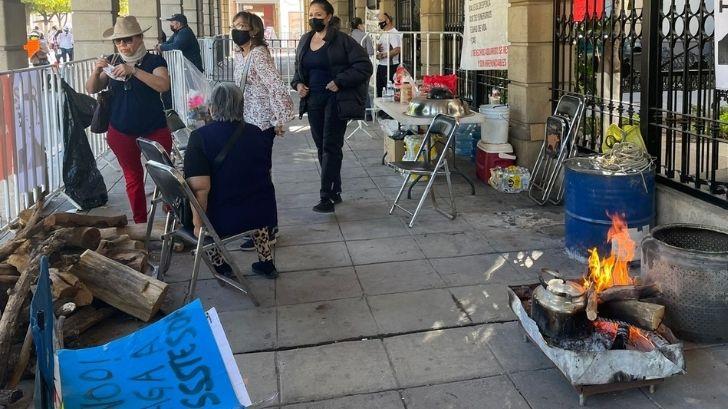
[461,0,509,70]
[717,0,728,90]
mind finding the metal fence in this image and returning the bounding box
[199,37,299,86]
[552,0,727,207]
[444,0,509,106]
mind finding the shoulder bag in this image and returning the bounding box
[90,54,120,133]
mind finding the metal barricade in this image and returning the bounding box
[361,31,468,100]
[162,50,190,127]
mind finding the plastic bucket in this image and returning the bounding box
[479,105,509,144]
[563,157,655,263]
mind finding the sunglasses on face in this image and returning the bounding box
[114,37,134,45]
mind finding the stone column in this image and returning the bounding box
[419,0,443,75]
[71,0,119,60]
[507,0,552,168]
[0,0,27,70]
[129,0,161,48]
[182,0,200,36]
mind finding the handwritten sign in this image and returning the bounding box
[461,0,509,70]
[57,300,244,409]
[717,0,728,90]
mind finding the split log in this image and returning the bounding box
[0,264,18,277]
[0,388,22,405]
[0,226,75,387]
[43,213,128,230]
[100,221,166,242]
[7,326,32,388]
[0,276,19,285]
[69,250,167,322]
[0,199,45,261]
[598,284,659,303]
[62,306,115,340]
[49,271,93,307]
[105,250,148,274]
[586,288,599,321]
[6,241,32,273]
[600,300,665,331]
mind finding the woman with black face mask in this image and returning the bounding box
[291,0,373,213]
[230,11,294,251]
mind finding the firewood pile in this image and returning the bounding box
[0,201,168,401]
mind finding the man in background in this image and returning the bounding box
[375,12,401,97]
[158,14,204,72]
[58,27,74,62]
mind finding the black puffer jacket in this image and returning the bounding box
[291,28,373,120]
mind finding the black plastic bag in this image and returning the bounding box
[60,79,108,209]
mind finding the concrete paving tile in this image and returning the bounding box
[347,236,424,265]
[277,340,397,403]
[275,222,343,247]
[502,249,586,282]
[340,187,386,202]
[511,368,659,409]
[648,348,728,409]
[365,163,400,177]
[276,267,362,306]
[276,192,323,210]
[161,277,275,314]
[371,174,409,188]
[278,206,337,226]
[282,391,405,409]
[235,352,279,407]
[275,242,352,272]
[384,325,503,387]
[429,253,529,286]
[220,307,277,353]
[273,172,321,184]
[461,207,563,230]
[413,231,494,258]
[402,376,530,409]
[484,322,554,372]
[160,251,214,283]
[483,230,564,252]
[355,260,445,295]
[277,297,378,347]
[339,217,411,241]
[368,288,469,334]
[343,177,378,191]
[449,284,516,323]
[334,201,393,222]
[407,212,478,234]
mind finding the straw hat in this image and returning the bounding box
[102,16,150,40]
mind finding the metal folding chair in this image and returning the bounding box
[388,114,459,227]
[144,160,259,306]
[137,138,174,250]
[171,128,190,164]
[529,95,585,205]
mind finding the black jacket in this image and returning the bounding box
[291,29,372,120]
[160,26,204,72]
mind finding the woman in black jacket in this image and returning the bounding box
[292,0,372,213]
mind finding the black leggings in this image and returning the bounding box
[307,92,348,200]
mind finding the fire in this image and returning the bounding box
[584,214,635,293]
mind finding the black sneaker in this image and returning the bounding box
[312,198,335,213]
[252,260,279,279]
[240,227,278,251]
[331,193,342,204]
[214,262,236,280]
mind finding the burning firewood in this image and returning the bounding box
[586,289,598,321]
[600,300,665,331]
[598,284,659,303]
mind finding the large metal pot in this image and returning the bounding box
[531,269,588,339]
[641,224,728,342]
[405,97,472,118]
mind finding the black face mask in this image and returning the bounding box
[170,25,179,33]
[378,21,387,29]
[309,18,326,32]
[231,29,251,46]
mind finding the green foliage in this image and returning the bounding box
[119,0,129,16]
[22,0,70,17]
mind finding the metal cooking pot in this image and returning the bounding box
[531,269,588,339]
[405,96,473,118]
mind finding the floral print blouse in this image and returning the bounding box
[233,46,294,131]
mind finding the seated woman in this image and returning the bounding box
[183,82,278,279]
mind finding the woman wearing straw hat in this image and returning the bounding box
[86,16,173,224]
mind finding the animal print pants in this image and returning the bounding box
[205,228,272,268]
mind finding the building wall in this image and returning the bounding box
[0,0,27,70]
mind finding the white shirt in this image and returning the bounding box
[377,28,402,66]
[59,32,73,49]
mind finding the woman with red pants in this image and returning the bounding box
[85,16,172,223]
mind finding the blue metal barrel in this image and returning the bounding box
[563,157,655,262]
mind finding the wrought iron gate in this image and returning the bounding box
[552,0,728,207]
[444,0,509,106]
[396,0,420,71]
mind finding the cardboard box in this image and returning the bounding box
[384,137,405,163]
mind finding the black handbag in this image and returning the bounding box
[90,54,119,133]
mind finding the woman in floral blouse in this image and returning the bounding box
[231,11,294,250]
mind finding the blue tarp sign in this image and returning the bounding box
[57,299,244,409]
